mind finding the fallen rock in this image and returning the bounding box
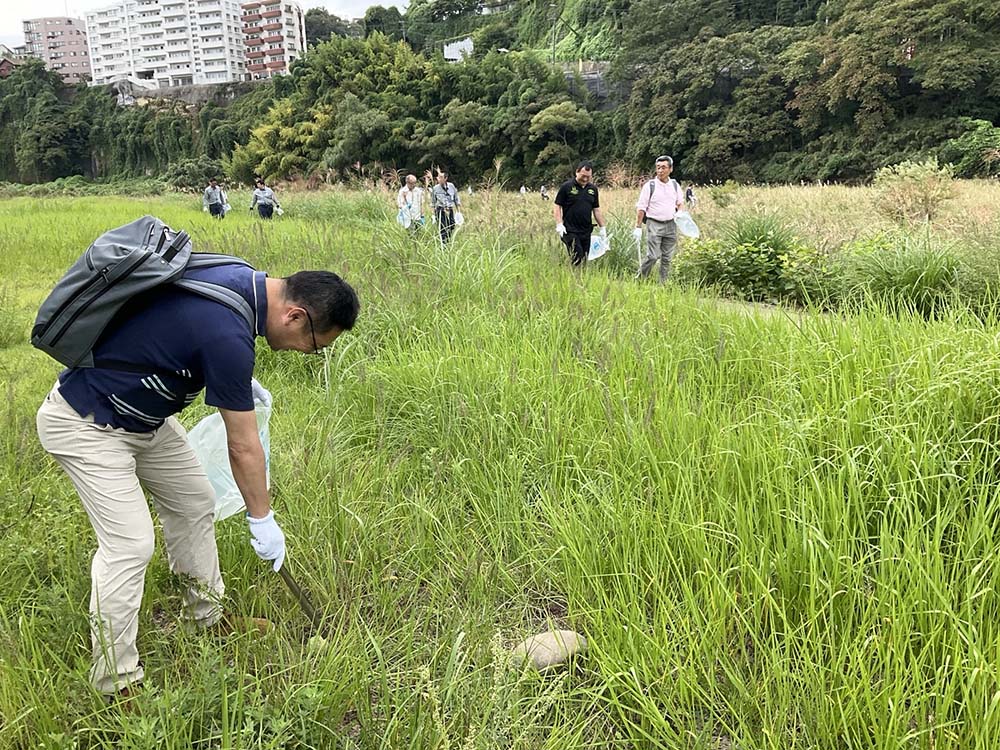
[511,629,587,671]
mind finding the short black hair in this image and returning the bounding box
[438,170,449,179]
[210,177,218,183]
[284,271,360,333]
[576,161,593,173]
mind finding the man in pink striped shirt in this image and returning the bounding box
[633,155,685,282]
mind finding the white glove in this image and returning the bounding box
[632,227,643,242]
[599,226,607,238]
[247,510,285,572]
[202,207,208,212]
[251,378,272,408]
[556,223,566,238]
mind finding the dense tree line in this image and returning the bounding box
[1,0,998,185]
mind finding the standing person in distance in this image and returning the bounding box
[430,169,461,244]
[553,161,606,268]
[202,178,227,219]
[685,184,698,210]
[397,174,426,230]
[633,155,685,283]
[250,178,281,220]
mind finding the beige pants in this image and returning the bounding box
[36,384,224,694]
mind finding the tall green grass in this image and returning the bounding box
[2,191,1000,748]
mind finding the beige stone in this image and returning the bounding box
[511,629,587,671]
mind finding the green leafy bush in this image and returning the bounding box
[707,180,740,208]
[165,156,226,191]
[940,119,1000,179]
[0,177,167,197]
[674,238,832,305]
[873,158,955,224]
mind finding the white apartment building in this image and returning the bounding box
[86,0,246,88]
[241,0,305,80]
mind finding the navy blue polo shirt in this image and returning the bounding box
[58,263,268,433]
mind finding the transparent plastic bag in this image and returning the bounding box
[674,211,701,238]
[588,233,609,261]
[396,207,412,228]
[188,378,272,521]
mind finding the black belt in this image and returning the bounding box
[646,216,675,223]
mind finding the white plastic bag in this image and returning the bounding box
[275,206,284,216]
[188,378,272,521]
[674,211,701,238]
[453,211,465,227]
[222,202,232,215]
[396,207,412,229]
[588,233,609,261]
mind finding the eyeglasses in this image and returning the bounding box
[304,309,322,355]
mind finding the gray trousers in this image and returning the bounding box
[638,218,678,282]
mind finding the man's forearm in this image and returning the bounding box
[229,443,270,518]
[553,205,562,223]
[635,210,645,227]
[594,208,606,228]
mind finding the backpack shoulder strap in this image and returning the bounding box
[648,179,656,197]
[186,253,254,270]
[173,278,255,331]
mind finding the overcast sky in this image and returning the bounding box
[0,0,405,49]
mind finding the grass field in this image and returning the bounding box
[2,187,1000,749]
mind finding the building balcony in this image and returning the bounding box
[248,62,266,71]
[245,38,263,47]
[243,13,262,21]
[262,22,282,30]
[265,60,284,68]
[243,24,262,33]
[265,47,284,55]
[261,9,281,18]
[246,49,265,58]
[261,34,282,43]
[241,1,261,8]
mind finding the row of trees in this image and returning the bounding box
[1,0,998,185]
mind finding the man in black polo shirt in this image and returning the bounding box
[553,161,607,267]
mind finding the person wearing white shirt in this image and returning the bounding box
[397,174,426,228]
[249,179,281,220]
[633,155,685,282]
[202,178,227,219]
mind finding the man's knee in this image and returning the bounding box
[103,528,155,570]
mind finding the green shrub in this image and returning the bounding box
[940,118,1000,179]
[841,233,960,317]
[165,156,226,191]
[674,214,836,305]
[0,177,167,198]
[780,245,840,308]
[707,179,740,208]
[873,158,955,224]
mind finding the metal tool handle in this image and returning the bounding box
[277,563,322,628]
